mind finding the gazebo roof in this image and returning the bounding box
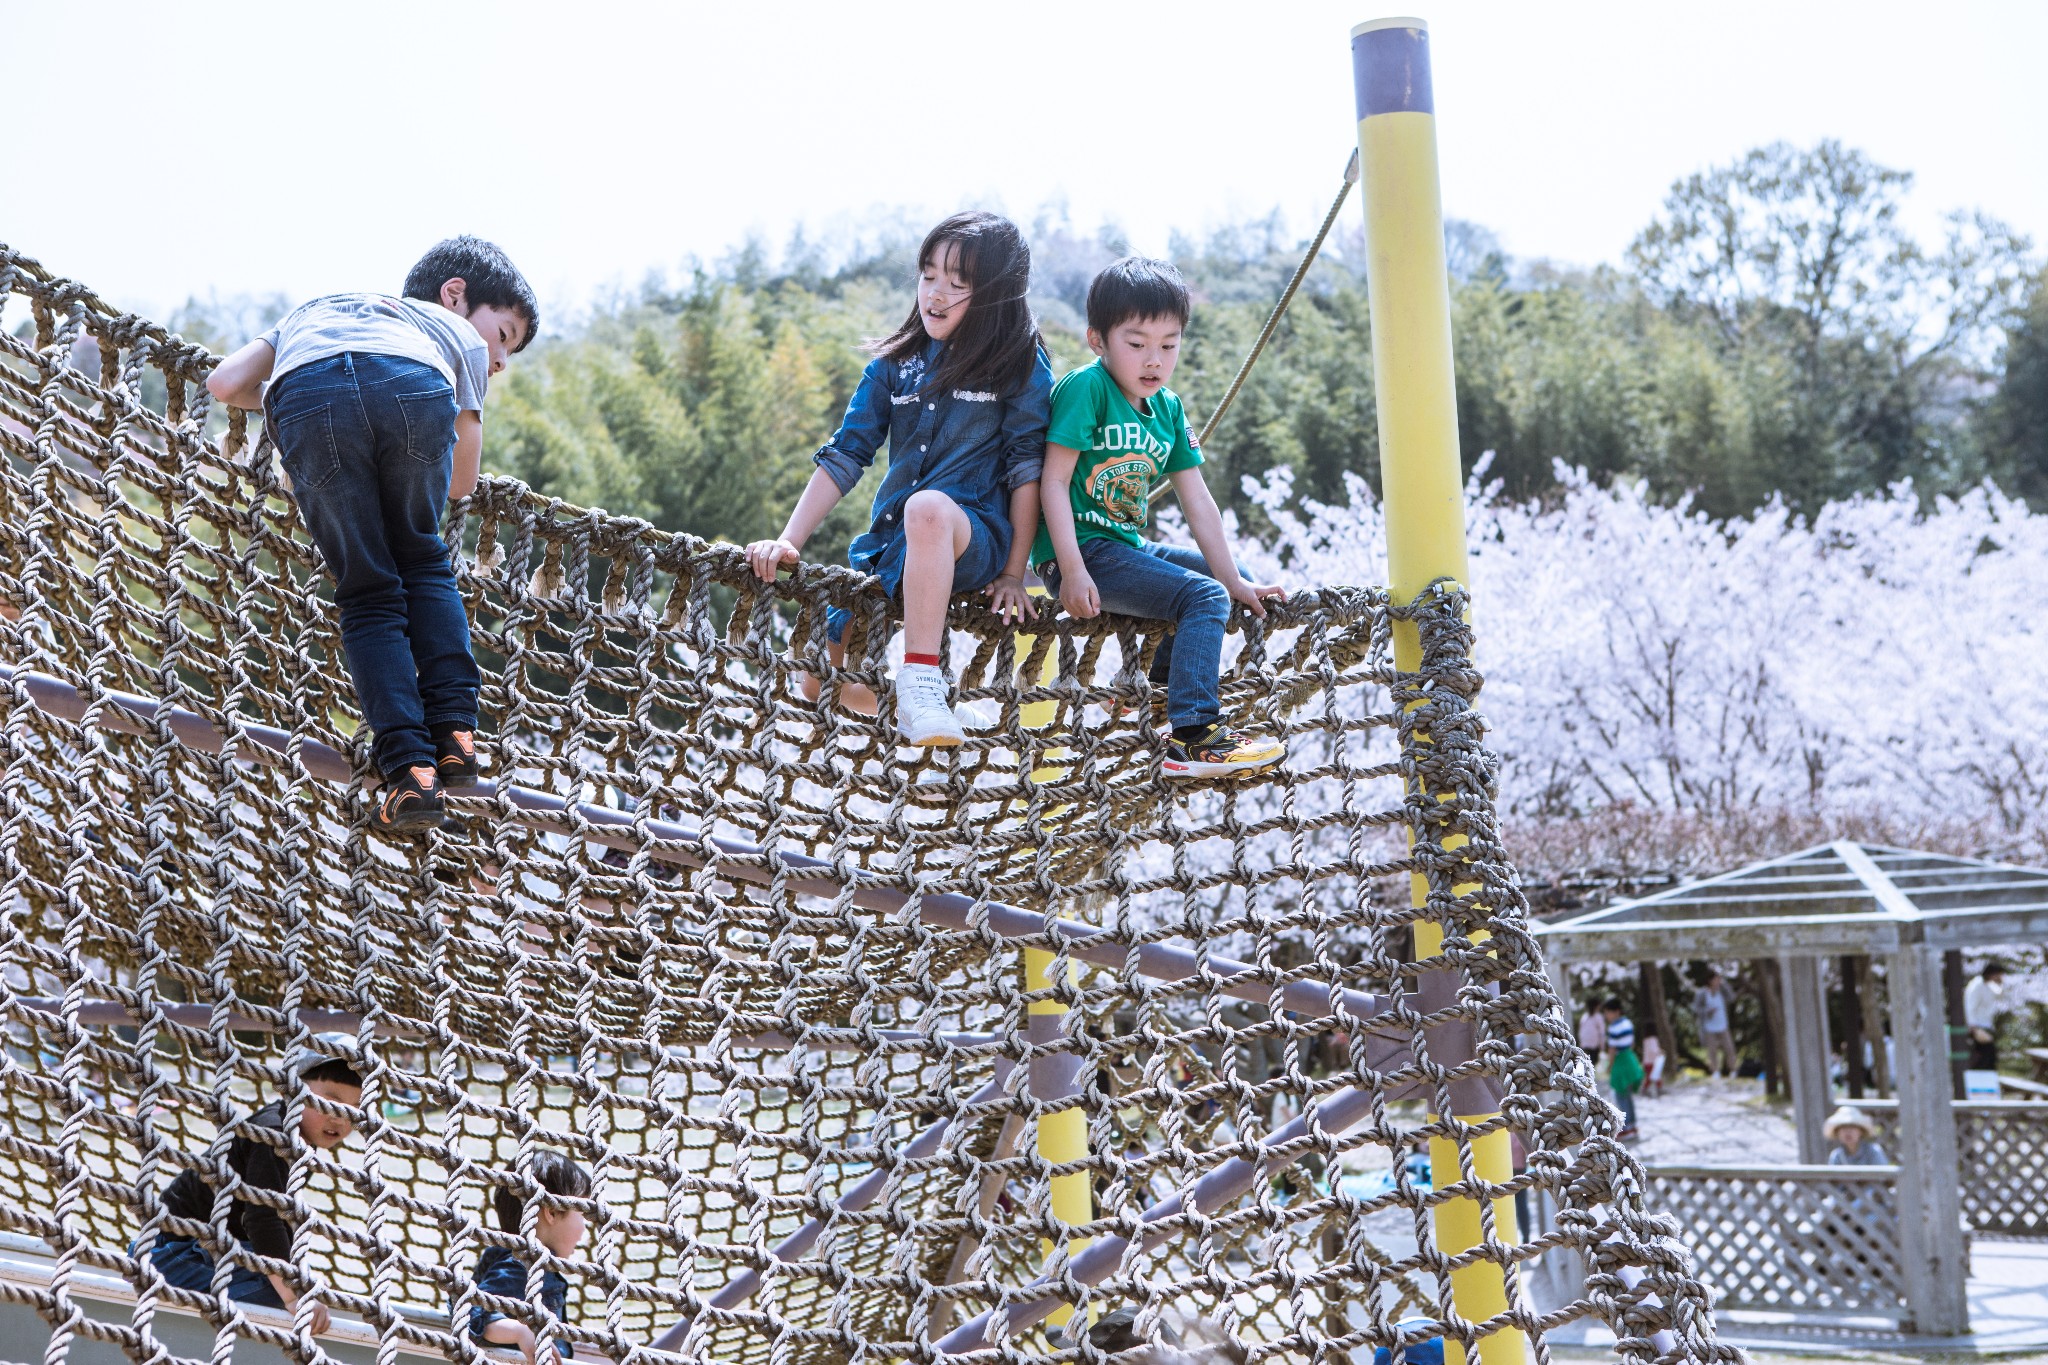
[1533,840,2048,961]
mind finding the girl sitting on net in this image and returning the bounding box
[744,211,1051,746]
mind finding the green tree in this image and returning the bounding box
[470,151,2041,547]
[485,274,874,560]
[1971,269,2048,506]
[1628,140,2033,510]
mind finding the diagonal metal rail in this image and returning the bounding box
[1,661,1509,1346]
[0,663,1469,1031]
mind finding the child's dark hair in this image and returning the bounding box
[494,1151,592,1232]
[402,236,540,351]
[1602,996,1624,1012]
[871,211,1042,398]
[301,1059,363,1089]
[1086,256,1191,337]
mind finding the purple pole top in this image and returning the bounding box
[1352,16,1433,119]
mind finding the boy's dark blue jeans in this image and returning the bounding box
[268,353,479,777]
[132,1235,285,1307]
[1042,540,1231,732]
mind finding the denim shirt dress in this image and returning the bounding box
[468,1245,573,1357]
[813,340,1053,622]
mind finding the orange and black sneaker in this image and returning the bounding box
[372,764,446,834]
[431,725,480,789]
[1161,723,1284,780]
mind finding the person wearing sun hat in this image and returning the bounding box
[1824,1105,1889,1166]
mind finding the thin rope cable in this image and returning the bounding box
[1149,148,1362,506]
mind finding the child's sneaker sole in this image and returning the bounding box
[372,806,447,833]
[900,726,966,748]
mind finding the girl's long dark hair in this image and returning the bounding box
[870,211,1043,397]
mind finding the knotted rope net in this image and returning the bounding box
[0,245,1736,1365]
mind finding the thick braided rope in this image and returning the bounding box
[0,244,1737,1365]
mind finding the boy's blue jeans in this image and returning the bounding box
[268,354,480,777]
[1043,540,1230,731]
[133,1236,285,1307]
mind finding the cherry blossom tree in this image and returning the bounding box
[1224,459,2048,875]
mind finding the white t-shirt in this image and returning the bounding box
[1694,986,1730,1035]
[1964,976,2004,1031]
[261,294,489,412]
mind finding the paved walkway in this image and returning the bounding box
[1620,1070,1800,1165]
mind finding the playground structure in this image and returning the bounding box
[0,21,1737,1365]
[1538,844,2048,1336]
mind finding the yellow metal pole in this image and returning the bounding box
[1351,17,1522,1365]
[1026,944,1093,1331]
[1018,605,1091,1331]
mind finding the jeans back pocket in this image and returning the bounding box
[274,403,341,490]
[397,387,457,465]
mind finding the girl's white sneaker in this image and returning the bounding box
[894,664,966,747]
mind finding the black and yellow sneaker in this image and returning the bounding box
[1161,723,1284,780]
[371,763,446,834]
[431,725,480,789]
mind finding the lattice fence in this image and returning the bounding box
[1861,1100,2048,1241]
[1641,1166,1907,1323]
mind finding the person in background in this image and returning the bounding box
[1602,997,1642,1139]
[1692,971,1736,1079]
[1964,960,2007,1071]
[1577,998,1606,1060]
[1639,1028,1666,1099]
[1824,1105,1889,1166]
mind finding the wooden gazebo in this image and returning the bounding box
[1534,841,2048,1335]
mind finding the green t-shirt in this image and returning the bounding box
[1030,358,1204,568]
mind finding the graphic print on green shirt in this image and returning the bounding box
[1031,358,1204,568]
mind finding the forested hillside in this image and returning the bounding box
[139,139,2048,878]
[391,140,2043,566]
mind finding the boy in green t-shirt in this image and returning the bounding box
[1033,257,1285,778]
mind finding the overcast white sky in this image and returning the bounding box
[4,0,2044,325]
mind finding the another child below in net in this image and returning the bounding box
[206,238,537,833]
[467,1151,592,1363]
[1032,257,1284,779]
[141,1040,363,1334]
[745,211,1048,747]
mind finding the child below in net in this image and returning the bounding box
[205,238,538,833]
[141,1039,364,1334]
[1032,257,1284,779]
[468,1150,591,1362]
[744,211,1049,748]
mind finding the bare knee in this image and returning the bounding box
[902,490,959,539]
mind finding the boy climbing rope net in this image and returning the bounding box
[204,236,538,831]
